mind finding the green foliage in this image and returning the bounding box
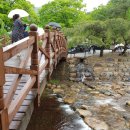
[63,0,130,50]
[12,0,39,24]
[88,0,130,20]
[38,40,43,46]
[39,0,87,28]
[49,79,60,85]
[0,0,39,31]
[0,19,10,46]
[0,19,7,36]
[106,18,130,44]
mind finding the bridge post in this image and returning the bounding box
[57,29,61,62]
[59,31,63,61]
[29,24,40,107]
[0,48,9,130]
[60,32,63,48]
[44,25,51,80]
[61,32,66,48]
[52,27,57,69]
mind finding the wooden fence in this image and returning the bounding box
[0,24,67,130]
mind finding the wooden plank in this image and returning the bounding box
[9,121,21,130]
[3,37,34,61]
[40,78,47,97]
[21,100,32,106]
[8,76,36,123]
[4,47,33,108]
[13,113,25,121]
[39,59,48,74]
[18,106,28,113]
[10,100,34,130]
[5,66,37,75]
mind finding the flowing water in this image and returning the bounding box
[27,61,91,130]
[27,90,91,130]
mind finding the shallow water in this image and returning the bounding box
[27,91,91,130]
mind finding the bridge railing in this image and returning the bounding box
[0,25,67,130]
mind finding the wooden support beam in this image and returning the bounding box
[0,48,9,130]
[0,47,5,109]
[50,42,55,52]
[44,26,51,80]
[5,66,37,75]
[0,108,9,130]
[0,49,5,88]
[29,24,40,107]
[39,47,50,59]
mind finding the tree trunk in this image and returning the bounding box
[121,41,128,55]
[100,46,104,57]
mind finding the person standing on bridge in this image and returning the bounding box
[11,14,25,43]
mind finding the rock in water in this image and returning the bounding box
[84,117,109,130]
[76,109,92,117]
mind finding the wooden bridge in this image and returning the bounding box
[0,25,67,130]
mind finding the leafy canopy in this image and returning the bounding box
[39,0,87,27]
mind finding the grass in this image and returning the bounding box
[49,79,60,85]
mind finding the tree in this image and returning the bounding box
[106,18,121,45]
[39,0,87,28]
[107,0,130,19]
[84,21,107,56]
[0,0,39,31]
[88,5,109,21]
[63,22,88,48]
[11,0,39,25]
[86,0,130,21]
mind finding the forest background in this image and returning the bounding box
[1,0,130,51]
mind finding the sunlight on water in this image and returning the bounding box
[74,119,92,130]
[60,104,74,114]
[57,98,63,102]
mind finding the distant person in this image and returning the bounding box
[12,14,24,43]
[23,24,29,37]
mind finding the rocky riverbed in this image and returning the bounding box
[47,53,130,130]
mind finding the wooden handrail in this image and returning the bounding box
[0,24,67,130]
[3,37,34,61]
[5,66,37,75]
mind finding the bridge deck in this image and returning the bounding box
[0,26,67,130]
[3,53,47,130]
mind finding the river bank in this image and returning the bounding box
[28,53,130,130]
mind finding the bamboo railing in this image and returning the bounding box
[0,24,67,130]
